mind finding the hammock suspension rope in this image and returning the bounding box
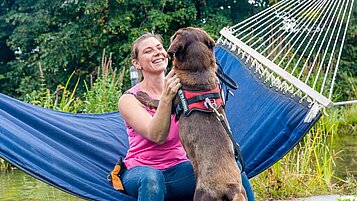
[218,0,355,117]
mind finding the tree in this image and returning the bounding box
[334,6,357,101]
[0,0,265,98]
[0,0,16,96]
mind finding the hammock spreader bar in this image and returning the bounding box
[219,28,333,109]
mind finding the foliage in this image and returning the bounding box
[0,157,12,171]
[83,49,125,113]
[334,6,357,101]
[23,49,124,113]
[23,63,84,113]
[0,0,259,98]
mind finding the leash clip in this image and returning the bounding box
[205,98,224,121]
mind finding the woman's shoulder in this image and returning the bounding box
[119,84,139,101]
[119,84,143,109]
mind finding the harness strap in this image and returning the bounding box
[204,98,245,172]
[186,92,221,105]
[216,62,238,90]
[219,116,245,172]
[177,88,189,116]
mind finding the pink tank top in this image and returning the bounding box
[123,84,188,170]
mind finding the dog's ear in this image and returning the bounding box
[195,27,215,49]
[206,36,216,49]
[167,35,182,58]
[168,34,186,61]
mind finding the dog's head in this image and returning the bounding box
[167,27,216,72]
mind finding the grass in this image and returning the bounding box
[0,158,11,171]
[82,49,125,113]
[251,104,357,200]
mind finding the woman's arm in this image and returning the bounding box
[118,70,181,144]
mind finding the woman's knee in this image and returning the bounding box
[140,168,165,191]
[136,167,165,200]
[122,166,166,200]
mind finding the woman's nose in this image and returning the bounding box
[153,48,160,55]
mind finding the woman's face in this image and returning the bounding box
[134,37,168,74]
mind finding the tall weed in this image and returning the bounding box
[23,49,124,113]
[251,109,341,200]
[251,104,357,200]
[83,49,125,113]
[23,63,83,112]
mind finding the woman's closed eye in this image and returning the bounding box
[143,45,164,56]
[144,48,153,54]
[157,45,163,50]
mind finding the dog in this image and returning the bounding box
[133,27,247,201]
[167,27,247,201]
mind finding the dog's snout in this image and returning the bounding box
[167,46,175,58]
[167,51,174,59]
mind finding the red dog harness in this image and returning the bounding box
[175,87,224,117]
[174,86,245,172]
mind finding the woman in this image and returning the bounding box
[118,33,196,201]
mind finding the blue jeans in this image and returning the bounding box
[238,161,255,201]
[121,161,255,201]
[121,161,196,201]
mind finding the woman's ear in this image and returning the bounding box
[131,59,140,69]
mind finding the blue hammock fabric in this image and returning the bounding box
[215,45,321,177]
[0,46,321,200]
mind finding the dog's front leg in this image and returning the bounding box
[194,187,219,201]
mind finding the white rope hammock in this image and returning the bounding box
[218,0,356,115]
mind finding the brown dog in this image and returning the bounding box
[132,27,247,201]
[167,27,247,201]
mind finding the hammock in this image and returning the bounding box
[0,53,320,200]
[0,0,354,200]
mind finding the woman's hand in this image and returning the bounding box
[161,69,181,102]
[119,69,181,144]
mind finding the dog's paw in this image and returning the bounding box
[134,91,159,109]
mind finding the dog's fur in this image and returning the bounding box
[168,27,247,201]
[134,27,247,201]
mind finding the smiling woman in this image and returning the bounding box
[116,32,196,201]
